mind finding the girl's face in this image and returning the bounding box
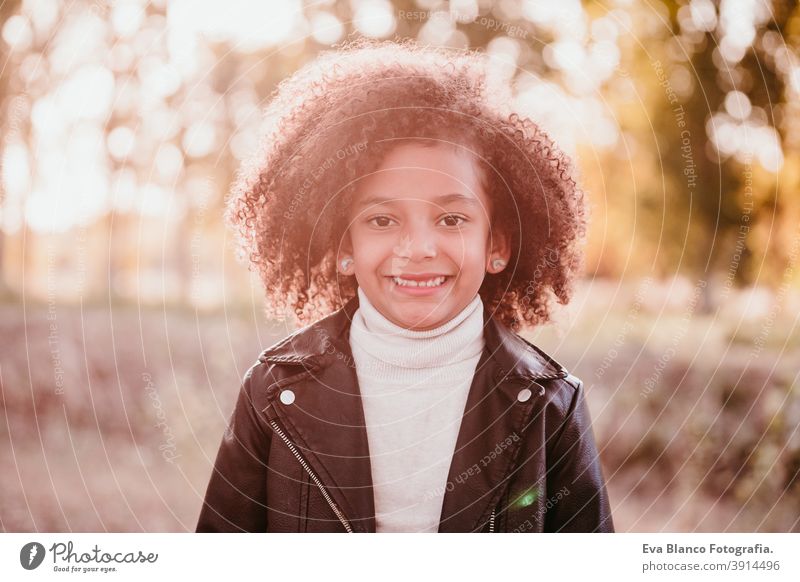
[339,143,510,331]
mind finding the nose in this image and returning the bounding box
[394,220,437,263]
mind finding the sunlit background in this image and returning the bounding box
[1,0,799,532]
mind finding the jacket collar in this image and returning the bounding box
[260,294,568,381]
[259,293,568,532]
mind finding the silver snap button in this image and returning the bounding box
[517,388,532,403]
[279,389,295,405]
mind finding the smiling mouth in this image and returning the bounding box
[388,275,450,288]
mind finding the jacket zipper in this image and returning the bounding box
[489,508,496,533]
[268,419,354,533]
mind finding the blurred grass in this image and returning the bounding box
[0,301,286,531]
[1,283,799,532]
[528,282,800,532]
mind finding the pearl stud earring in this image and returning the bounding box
[340,257,353,271]
[491,258,506,271]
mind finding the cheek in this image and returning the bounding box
[445,233,490,268]
[350,230,388,265]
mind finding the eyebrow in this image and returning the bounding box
[356,192,481,209]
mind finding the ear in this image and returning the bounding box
[336,231,355,276]
[487,228,511,274]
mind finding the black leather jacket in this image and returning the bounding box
[196,294,614,532]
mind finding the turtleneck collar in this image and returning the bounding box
[349,287,485,372]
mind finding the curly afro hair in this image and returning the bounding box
[227,38,587,332]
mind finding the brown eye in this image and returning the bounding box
[440,214,466,227]
[368,215,395,228]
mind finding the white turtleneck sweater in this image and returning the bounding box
[349,287,485,532]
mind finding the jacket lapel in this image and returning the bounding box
[261,296,377,533]
[437,309,568,532]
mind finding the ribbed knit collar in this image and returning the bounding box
[349,287,485,372]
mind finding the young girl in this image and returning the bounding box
[196,39,613,533]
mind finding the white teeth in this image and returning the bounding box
[392,276,446,288]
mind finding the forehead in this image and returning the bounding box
[353,143,489,210]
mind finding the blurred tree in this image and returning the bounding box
[651,0,800,297]
[0,0,22,296]
[1,0,798,307]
